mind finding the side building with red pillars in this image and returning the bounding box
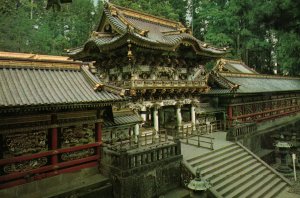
[0,52,141,197]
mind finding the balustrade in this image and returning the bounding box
[102,141,181,170]
[0,122,102,189]
[228,96,300,124]
[109,79,206,89]
[227,122,257,141]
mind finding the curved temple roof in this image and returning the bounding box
[68,3,227,58]
[0,52,125,111]
[207,59,300,94]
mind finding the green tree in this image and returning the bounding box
[110,0,183,21]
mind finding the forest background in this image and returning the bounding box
[0,0,299,75]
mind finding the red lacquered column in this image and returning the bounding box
[51,128,58,165]
[227,105,233,127]
[95,123,102,157]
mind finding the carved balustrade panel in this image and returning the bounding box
[61,148,95,161]
[2,130,48,174]
[102,142,181,170]
[3,157,47,174]
[61,124,95,148]
[60,124,95,162]
[230,95,300,123]
[3,130,48,158]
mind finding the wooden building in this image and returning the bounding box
[69,3,227,139]
[206,59,300,125]
[67,3,229,197]
[0,51,138,196]
[204,59,300,154]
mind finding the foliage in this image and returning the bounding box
[0,0,299,75]
[110,0,185,22]
[0,0,99,55]
[190,0,300,75]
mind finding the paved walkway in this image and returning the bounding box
[181,131,233,161]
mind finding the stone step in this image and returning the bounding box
[244,176,282,198]
[201,151,249,176]
[233,173,277,198]
[192,148,244,169]
[218,166,268,196]
[161,187,190,198]
[186,144,237,164]
[262,182,288,198]
[213,161,262,190]
[77,183,113,198]
[47,174,111,198]
[207,156,256,184]
[224,170,272,198]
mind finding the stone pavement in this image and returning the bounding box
[181,131,233,161]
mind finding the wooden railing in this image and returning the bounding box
[177,124,215,150]
[0,142,100,189]
[103,129,168,151]
[228,96,300,124]
[0,124,102,189]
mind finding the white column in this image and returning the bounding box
[176,105,182,127]
[191,105,196,130]
[153,108,159,132]
[134,124,140,142]
[141,106,147,123]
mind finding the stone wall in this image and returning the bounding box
[110,159,181,198]
[100,141,182,198]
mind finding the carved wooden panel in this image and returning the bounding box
[2,130,48,158]
[61,124,95,148]
[3,157,47,174]
[60,148,94,161]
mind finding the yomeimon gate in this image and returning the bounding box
[69,3,226,141]
[2,2,300,198]
[67,3,227,198]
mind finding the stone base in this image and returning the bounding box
[276,165,293,174]
[102,156,182,198]
[0,167,112,198]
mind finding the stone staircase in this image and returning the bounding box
[185,142,291,198]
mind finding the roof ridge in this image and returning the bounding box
[80,65,125,96]
[0,59,80,71]
[0,51,77,63]
[107,3,184,30]
[217,58,258,74]
[0,51,81,70]
[219,72,300,80]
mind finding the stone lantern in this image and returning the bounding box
[188,168,212,198]
[274,141,293,173]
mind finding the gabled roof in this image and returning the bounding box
[103,109,143,128]
[214,59,258,74]
[68,3,227,58]
[207,59,300,95]
[208,72,300,95]
[0,52,125,111]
